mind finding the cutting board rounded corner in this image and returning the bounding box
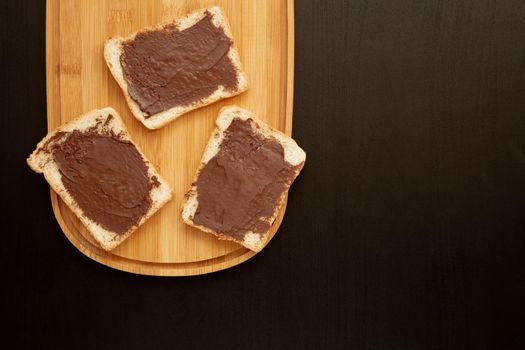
[50,190,290,276]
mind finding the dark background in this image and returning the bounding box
[3,0,525,348]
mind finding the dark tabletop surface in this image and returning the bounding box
[3,0,525,348]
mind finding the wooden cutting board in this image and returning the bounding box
[45,0,295,276]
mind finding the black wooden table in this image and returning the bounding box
[3,1,524,348]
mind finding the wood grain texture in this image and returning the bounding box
[45,0,295,275]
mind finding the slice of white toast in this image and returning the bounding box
[181,106,306,252]
[104,6,248,130]
[27,107,173,251]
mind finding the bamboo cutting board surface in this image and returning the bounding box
[46,0,295,275]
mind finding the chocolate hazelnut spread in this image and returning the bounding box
[120,12,238,117]
[192,118,301,239]
[51,126,154,235]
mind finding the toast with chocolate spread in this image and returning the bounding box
[27,108,173,251]
[104,7,248,130]
[181,106,306,252]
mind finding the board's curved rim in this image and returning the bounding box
[45,0,295,276]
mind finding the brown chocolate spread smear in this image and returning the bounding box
[52,129,153,235]
[192,118,300,239]
[120,12,238,117]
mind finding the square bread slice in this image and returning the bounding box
[181,106,306,252]
[104,6,248,130]
[27,107,173,251]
